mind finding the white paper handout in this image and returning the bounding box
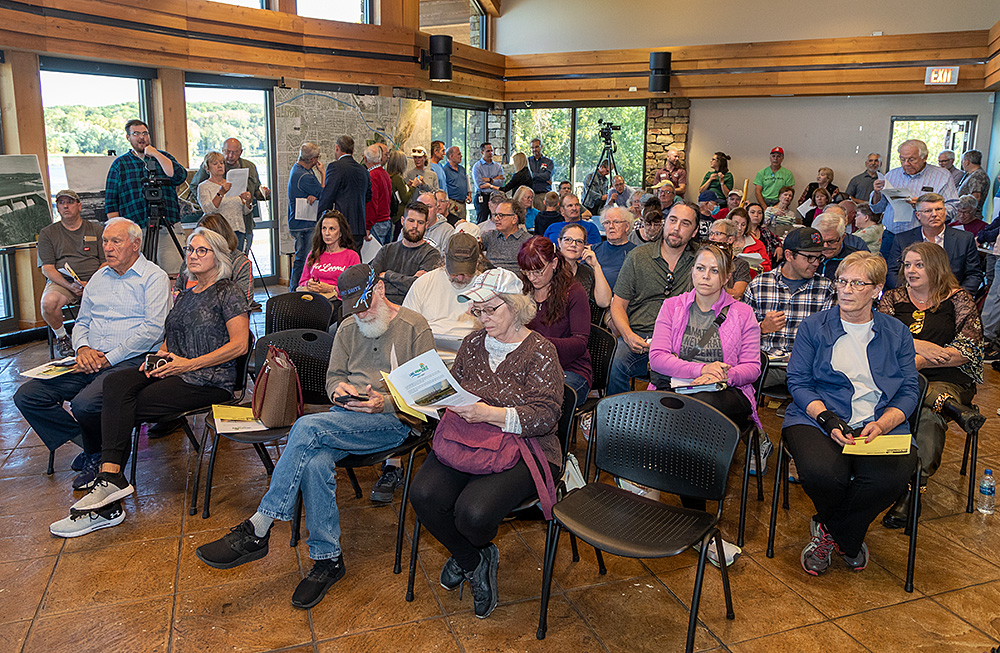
[360,236,381,263]
[796,199,814,216]
[385,349,480,417]
[881,186,916,224]
[225,168,249,197]
[295,197,318,222]
[22,358,76,379]
[737,252,765,267]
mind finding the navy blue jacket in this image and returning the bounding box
[886,226,983,294]
[317,154,372,238]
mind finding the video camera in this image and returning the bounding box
[598,119,621,145]
[142,156,166,208]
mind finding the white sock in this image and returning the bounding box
[249,511,273,537]
[385,457,402,469]
[52,326,67,338]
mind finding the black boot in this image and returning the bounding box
[941,399,985,436]
[882,486,923,529]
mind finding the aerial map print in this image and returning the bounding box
[273,88,431,253]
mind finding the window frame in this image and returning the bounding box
[887,115,978,170]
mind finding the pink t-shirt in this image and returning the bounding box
[298,248,361,294]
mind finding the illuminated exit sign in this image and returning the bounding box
[925,67,959,85]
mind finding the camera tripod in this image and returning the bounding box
[142,202,185,264]
[582,137,619,214]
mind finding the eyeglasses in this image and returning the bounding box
[835,278,876,289]
[605,220,630,227]
[916,207,946,215]
[184,246,212,258]
[522,267,548,278]
[560,236,586,246]
[645,217,664,225]
[899,156,922,163]
[822,237,843,247]
[793,252,824,264]
[470,304,504,318]
[663,271,675,296]
[492,212,516,220]
[128,131,150,138]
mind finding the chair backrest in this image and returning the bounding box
[232,331,256,396]
[753,349,770,408]
[909,373,929,435]
[587,324,618,395]
[265,292,333,335]
[593,391,740,503]
[254,329,334,404]
[589,299,606,327]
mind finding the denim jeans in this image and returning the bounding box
[564,370,590,407]
[370,219,393,246]
[290,229,312,291]
[13,355,146,452]
[257,407,411,560]
[607,336,650,396]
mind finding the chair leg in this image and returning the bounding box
[46,450,55,475]
[737,430,753,548]
[905,466,921,593]
[202,429,223,519]
[766,442,786,558]
[570,532,580,562]
[595,547,607,575]
[346,467,363,499]
[966,429,978,514]
[752,429,764,501]
[536,520,562,640]
[251,443,275,474]
[686,533,711,653]
[406,517,422,602]
[394,448,419,574]
[129,426,140,488]
[714,531,735,620]
[189,422,212,516]
[960,432,971,476]
[570,412,579,448]
[291,490,303,547]
[181,418,200,453]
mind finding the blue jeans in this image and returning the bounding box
[607,336,650,396]
[290,229,312,291]
[257,407,411,560]
[13,355,146,453]
[370,220,393,246]
[236,231,247,253]
[564,370,590,407]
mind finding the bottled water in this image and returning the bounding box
[977,469,995,515]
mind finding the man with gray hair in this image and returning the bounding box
[958,149,990,217]
[604,175,634,209]
[442,146,471,220]
[813,212,866,280]
[872,139,958,257]
[937,149,964,187]
[844,153,881,204]
[364,144,393,245]
[592,206,636,289]
[287,141,325,290]
[528,138,554,209]
[318,135,372,249]
[15,217,170,498]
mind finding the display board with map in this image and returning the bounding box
[273,89,431,253]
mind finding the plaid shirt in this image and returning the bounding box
[104,150,187,228]
[742,268,836,353]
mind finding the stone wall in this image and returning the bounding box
[644,98,690,188]
[487,107,507,161]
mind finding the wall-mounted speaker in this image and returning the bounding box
[649,51,671,92]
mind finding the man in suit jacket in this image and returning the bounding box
[318,135,372,247]
[886,192,983,294]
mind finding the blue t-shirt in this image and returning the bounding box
[591,240,637,290]
[544,220,602,246]
[525,207,539,231]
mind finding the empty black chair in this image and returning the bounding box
[264,291,333,335]
[537,391,740,652]
[193,329,333,518]
[735,349,770,547]
[766,373,928,593]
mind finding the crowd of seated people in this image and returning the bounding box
[17,132,997,623]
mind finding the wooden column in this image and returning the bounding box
[0,51,50,195]
[378,0,419,31]
[274,0,297,14]
[151,68,189,168]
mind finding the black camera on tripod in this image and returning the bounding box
[598,119,621,145]
[142,157,167,208]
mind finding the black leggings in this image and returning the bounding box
[679,388,753,511]
[783,423,916,557]
[410,451,559,572]
[100,367,231,468]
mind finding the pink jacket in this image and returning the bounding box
[649,289,762,428]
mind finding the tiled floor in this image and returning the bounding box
[1,290,998,652]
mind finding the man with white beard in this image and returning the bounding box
[197,263,433,609]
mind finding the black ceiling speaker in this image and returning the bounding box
[649,51,671,92]
[423,34,453,82]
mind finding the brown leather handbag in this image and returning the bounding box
[252,345,303,428]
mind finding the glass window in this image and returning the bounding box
[431,106,487,170]
[40,71,143,195]
[888,117,976,170]
[211,0,266,7]
[420,0,486,49]
[185,86,275,278]
[573,106,647,196]
[508,108,571,191]
[297,0,368,23]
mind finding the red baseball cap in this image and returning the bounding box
[770,147,784,155]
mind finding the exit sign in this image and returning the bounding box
[925,67,959,85]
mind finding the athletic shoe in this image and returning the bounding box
[694,538,742,568]
[983,342,1000,364]
[748,435,773,476]
[800,523,836,576]
[70,452,86,472]
[71,452,102,491]
[810,516,822,539]
[55,335,74,358]
[196,519,272,569]
[465,544,499,619]
[839,541,869,571]
[292,556,346,609]
[440,556,464,591]
[370,464,404,504]
[50,501,125,538]
[70,471,133,512]
[580,413,593,441]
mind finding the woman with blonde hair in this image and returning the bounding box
[501,152,532,194]
[512,185,538,231]
[798,167,841,206]
[197,151,253,251]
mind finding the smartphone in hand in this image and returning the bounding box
[335,393,369,404]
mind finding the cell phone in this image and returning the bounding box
[335,393,369,404]
[52,358,77,367]
[674,382,727,395]
[144,354,170,371]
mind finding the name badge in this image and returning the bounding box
[84,236,97,241]
[921,186,933,192]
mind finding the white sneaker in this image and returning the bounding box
[695,538,742,568]
[616,478,661,501]
[580,413,593,441]
[50,502,125,538]
[748,435,773,476]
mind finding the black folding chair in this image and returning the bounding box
[264,291,333,334]
[736,349,770,547]
[537,391,740,652]
[405,384,580,602]
[571,324,616,447]
[766,374,928,593]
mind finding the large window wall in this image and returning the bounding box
[431,104,488,209]
[420,0,487,49]
[297,0,370,22]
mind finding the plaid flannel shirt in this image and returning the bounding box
[104,150,187,228]
[742,269,836,353]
